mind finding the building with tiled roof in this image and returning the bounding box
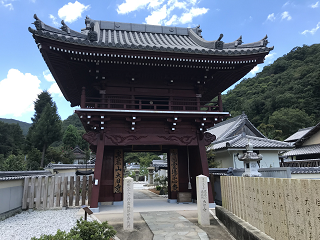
[207,113,293,168]
[282,122,320,167]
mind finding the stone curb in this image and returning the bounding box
[215,206,274,240]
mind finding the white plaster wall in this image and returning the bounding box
[303,131,320,146]
[291,174,320,179]
[0,180,24,215]
[215,150,280,169]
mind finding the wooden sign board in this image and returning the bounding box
[114,149,123,193]
[170,149,179,192]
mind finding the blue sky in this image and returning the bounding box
[0,0,319,123]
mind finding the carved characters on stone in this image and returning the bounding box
[114,149,123,193]
[87,22,98,42]
[170,149,179,192]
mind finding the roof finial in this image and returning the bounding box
[217,33,223,41]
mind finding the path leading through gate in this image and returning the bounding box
[84,182,234,240]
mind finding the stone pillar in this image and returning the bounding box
[147,167,155,185]
[134,170,139,182]
[196,175,210,226]
[123,177,133,231]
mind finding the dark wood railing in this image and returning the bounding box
[82,95,220,112]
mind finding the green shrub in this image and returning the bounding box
[32,217,116,240]
[156,186,162,191]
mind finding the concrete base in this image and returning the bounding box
[209,203,216,208]
[215,206,273,240]
[90,207,100,213]
[113,201,123,206]
[167,199,177,203]
[0,207,22,221]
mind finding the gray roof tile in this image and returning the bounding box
[29,15,273,56]
[282,144,320,157]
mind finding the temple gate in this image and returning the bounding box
[29,14,273,210]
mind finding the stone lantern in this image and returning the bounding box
[238,142,262,177]
[147,167,155,185]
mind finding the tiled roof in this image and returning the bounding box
[45,163,95,170]
[207,113,265,141]
[208,168,228,176]
[212,134,293,150]
[152,160,167,168]
[290,167,320,174]
[28,14,273,56]
[284,126,314,142]
[282,144,320,157]
[0,171,52,181]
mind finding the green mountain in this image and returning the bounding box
[222,44,320,140]
[0,118,31,136]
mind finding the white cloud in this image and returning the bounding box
[283,1,289,7]
[178,7,208,24]
[265,52,276,63]
[281,11,292,20]
[267,13,275,21]
[311,1,319,8]
[43,70,55,82]
[145,5,168,25]
[249,66,260,76]
[301,22,320,35]
[117,0,164,14]
[48,83,63,97]
[0,69,42,117]
[1,0,13,10]
[58,1,90,23]
[49,14,59,27]
[117,0,209,26]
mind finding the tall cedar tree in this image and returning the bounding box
[63,125,80,148]
[31,103,62,168]
[26,91,54,153]
[0,121,25,157]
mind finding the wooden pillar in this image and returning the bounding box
[197,133,214,203]
[90,134,104,208]
[218,92,223,112]
[81,87,86,108]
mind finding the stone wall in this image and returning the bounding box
[220,176,320,240]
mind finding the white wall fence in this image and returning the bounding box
[22,176,93,210]
[221,176,320,240]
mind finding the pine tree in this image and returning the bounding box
[63,125,80,149]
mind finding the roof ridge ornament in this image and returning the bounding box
[60,20,71,34]
[87,22,98,42]
[195,25,202,37]
[235,35,243,47]
[32,14,44,30]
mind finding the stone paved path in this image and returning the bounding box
[140,211,209,240]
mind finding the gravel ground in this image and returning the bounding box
[0,208,91,240]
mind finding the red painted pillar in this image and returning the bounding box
[90,135,104,208]
[197,133,214,203]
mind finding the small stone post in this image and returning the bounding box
[147,167,155,185]
[123,177,134,231]
[196,175,210,226]
[134,170,140,182]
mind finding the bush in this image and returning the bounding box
[156,186,162,191]
[32,217,116,240]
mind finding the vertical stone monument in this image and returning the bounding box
[196,175,210,226]
[123,177,133,231]
[238,142,262,177]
